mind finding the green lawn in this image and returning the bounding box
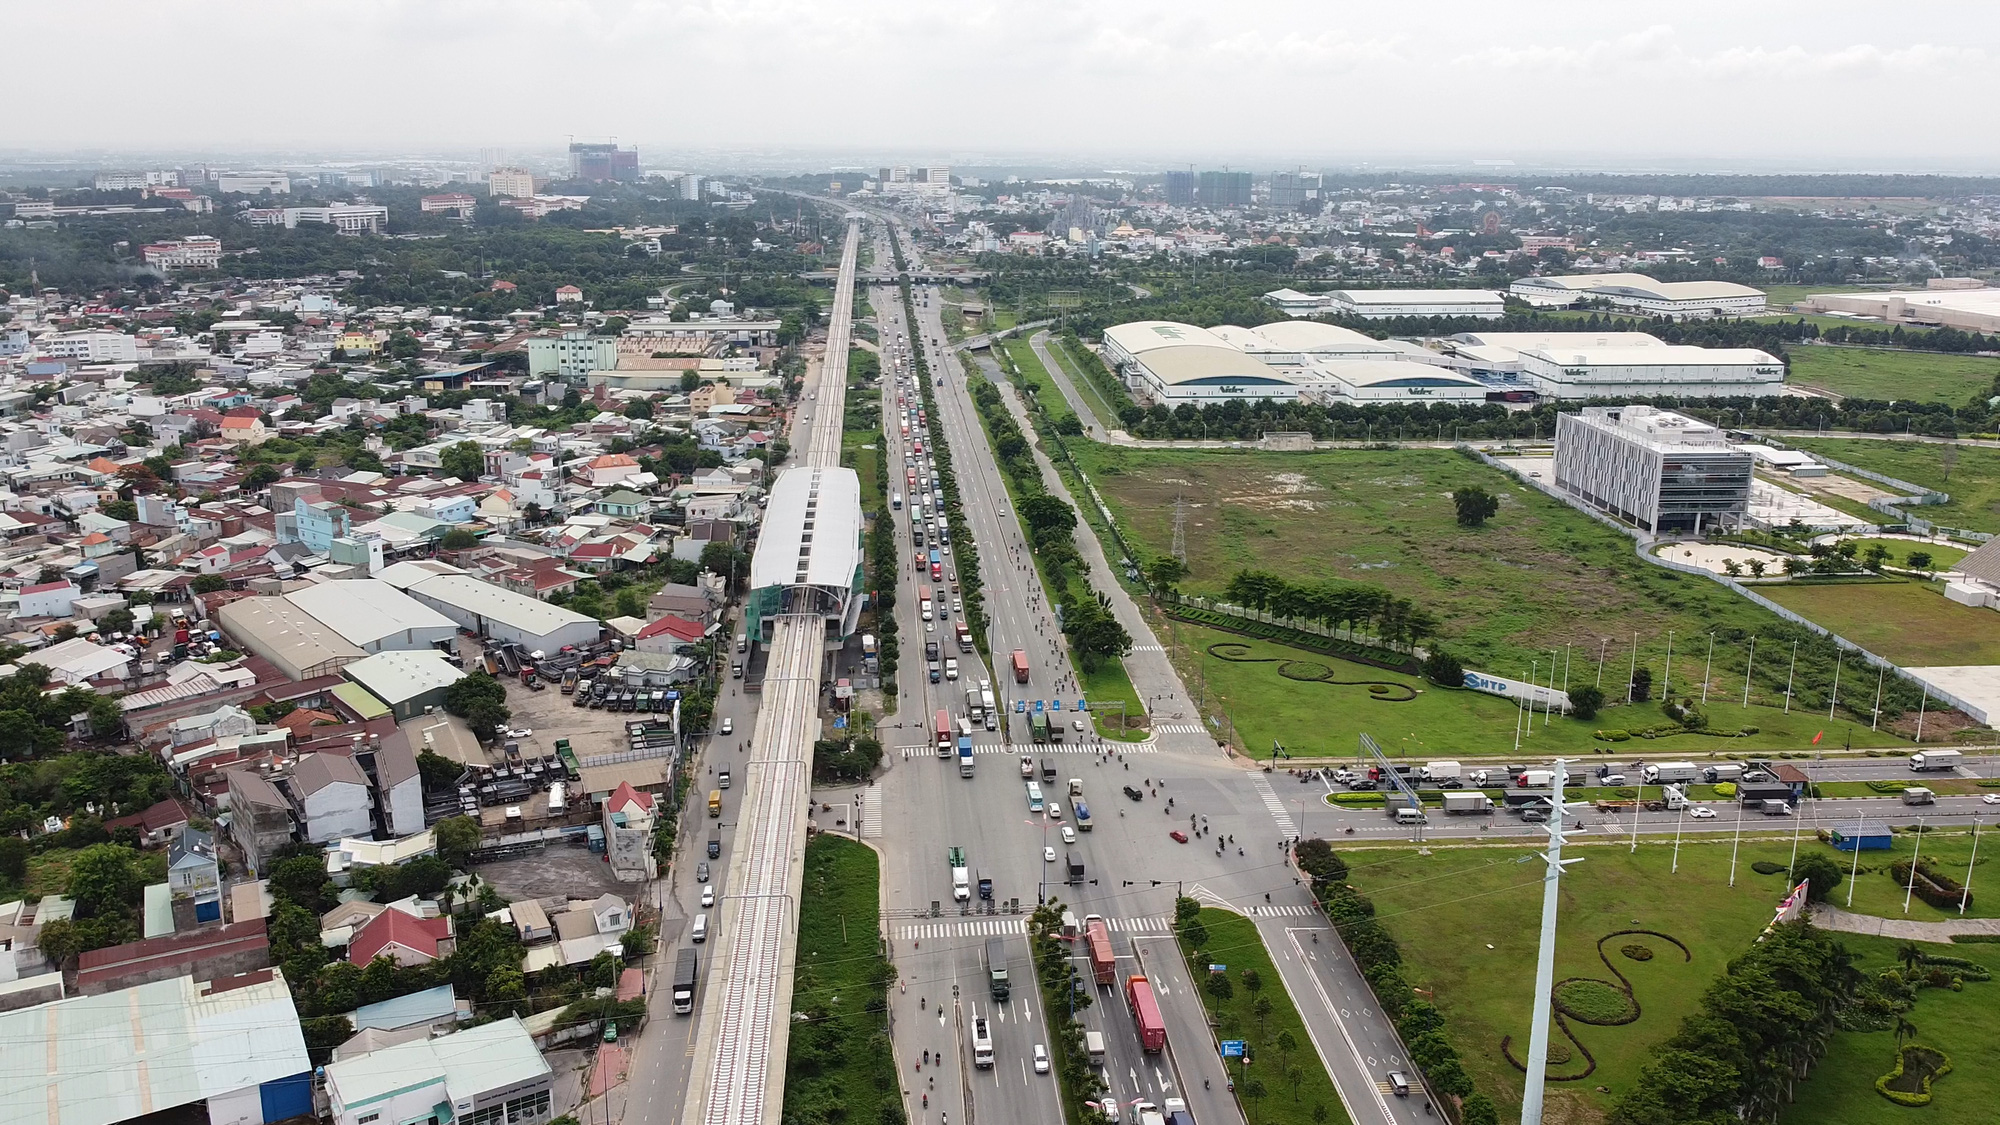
[1787,438,2000,533]
[1158,621,1898,759]
[1177,909,1353,1125]
[1784,347,2000,405]
[1041,334,1127,433]
[1346,828,1999,1122]
[1783,935,2000,1125]
[1002,338,1084,433]
[1833,536,1969,570]
[1760,580,2000,666]
[782,836,900,1125]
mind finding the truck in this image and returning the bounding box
[1911,749,1964,772]
[1074,798,1093,831]
[1049,712,1065,742]
[1162,1099,1196,1125]
[966,685,984,726]
[1518,769,1556,788]
[1126,975,1166,1052]
[928,658,942,683]
[935,710,953,758]
[1903,787,1937,806]
[1085,1029,1106,1065]
[984,937,1011,1000]
[972,1017,994,1068]
[1066,855,1084,885]
[1442,792,1493,815]
[1421,760,1463,784]
[958,733,975,778]
[1085,914,1116,984]
[980,682,997,730]
[1012,649,1031,684]
[1031,711,1050,744]
[977,873,993,899]
[561,670,578,694]
[1761,798,1794,816]
[1134,1104,1167,1125]
[949,846,970,901]
[956,622,973,652]
[672,947,699,1015]
[945,657,960,681]
[921,596,934,622]
[708,790,722,817]
[1703,763,1745,783]
[1642,761,1700,785]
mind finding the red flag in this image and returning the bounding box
[1811,731,1824,745]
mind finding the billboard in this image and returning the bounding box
[1463,670,1573,712]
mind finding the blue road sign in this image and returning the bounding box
[1078,698,1089,711]
[1015,700,1026,713]
[1053,700,1063,712]
[1034,700,1044,713]
[1220,1040,1246,1058]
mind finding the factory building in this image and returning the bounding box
[1323,289,1505,319]
[1508,273,1766,318]
[1554,406,1751,534]
[375,563,600,653]
[216,597,365,680]
[1101,321,1300,405]
[1802,286,2000,334]
[1516,344,1784,400]
[1296,361,1491,404]
[284,580,458,654]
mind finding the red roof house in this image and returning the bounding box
[349,909,455,967]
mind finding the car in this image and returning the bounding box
[1387,1071,1410,1098]
[1600,773,1628,786]
[953,598,962,613]
[1123,785,1145,801]
[1044,846,1057,863]
[696,862,711,883]
[719,717,733,736]
[1097,1101,1121,1124]
[1689,806,1716,818]
[1047,801,1063,820]
[1061,826,1077,844]
[701,886,715,908]
[926,619,936,632]
[1169,830,1189,844]
[1984,794,2000,806]
[1033,1044,1050,1074]
[1072,718,1085,733]
[503,727,533,739]
[1021,755,1035,777]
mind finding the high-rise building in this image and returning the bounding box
[1554,406,1750,534]
[913,166,951,185]
[488,169,536,199]
[1198,171,1252,209]
[1268,171,1319,211]
[680,174,702,201]
[569,143,640,182]
[1163,171,1195,205]
[877,166,910,185]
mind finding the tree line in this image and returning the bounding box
[1222,568,1440,652]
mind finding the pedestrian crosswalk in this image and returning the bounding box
[1244,904,1319,918]
[1250,775,1299,836]
[1132,644,1165,653]
[893,915,1171,941]
[1152,723,1206,736]
[897,742,1158,757]
[858,787,883,839]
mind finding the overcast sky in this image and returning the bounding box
[14,1,1999,172]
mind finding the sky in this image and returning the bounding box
[12,1,2000,172]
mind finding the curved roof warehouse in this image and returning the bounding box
[1101,321,1299,405]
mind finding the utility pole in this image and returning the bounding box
[1521,759,1581,1125]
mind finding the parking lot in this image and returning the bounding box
[500,674,641,759]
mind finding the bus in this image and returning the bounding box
[1026,781,1044,812]
[891,492,902,510]
[935,710,953,757]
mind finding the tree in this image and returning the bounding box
[443,673,511,742]
[243,463,282,489]
[434,816,481,865]
[1421,649,1464,688]
[1630,667,1653,703]
[1747,558,1767,579]
[440,441,485,481]
[1722,559,1742,577]
[1862,543,1891,571]
[1893,1015,1919,1050]
[1451,487,1499,528]
[1569,683,1605,720]
[1019,494,1078,541]
[1253,993,1274,1034]
[1241,1077,1268,1121]
[1906,550,1934,573]
[1461,1093,1499,1125]
[1276,1029,1298,1074]
[624,398,654,421]
[67,844,141,918]
[440,528,479,551]
[1205,972,1233,1001]
[1940,443,1961,483]
[1896,940,1925,976]
[1145,555,1188,593]
[191,574,227,594]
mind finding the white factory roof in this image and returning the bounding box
[1329,288,1504,307]
[1570,405,1735,450]
[1452,331,1666,350]
[325,1017,548,1111]
[216,597,365,673]
[750,466,863,592]
[372,559,469,591]
[0,971,309,1125]
[1314,360,1488,390]
[1523,344,1782,367]
[1103,320,1238,357]
[286,579,456,648]
[1233,319,1386,353]
[343,650,464,705]
[399,573,597,637]
[1514,273,1763,302]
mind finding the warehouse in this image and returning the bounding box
[285,580,458,654]
[1324,288,1505,319]
[1102,321,1299,405]
[391,570,600,653]
[1297,360,1491,404]
[1508,273,1766,318]
[1802,287,2000,334]
[216,597,366,680]
[1518,344,1785,399]
[342,650,466,722]
[1213,320,1404,365]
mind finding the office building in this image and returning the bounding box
[876,166,909,184]
[1554,405,1751,534]
[1508,273,1766,318]
[141,236,224,272]
[1517,344,1785,399]
[1198,170,1252,208]
[216,172,291,194]
[488,168,536,199]
[1163,171,1195,205]
[1268,171,1318,211]
[913,166,950,184]
[421,193,478,216]
[527,330,619,380]
[264,205,387,234]
[569,143,639,182]
[39,331,141,363]
[679,173,702,201]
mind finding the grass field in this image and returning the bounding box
[1761,580,2000,665]
[1161,622,1889,759]
[1177,909,1352,1125]
[1784,347,2000,405]
[1788,438,2000,533]
[1833,536,1969,570]
[1345,828,1998,1122]
[782,836,901,1125]
[1783,934,2000,1125]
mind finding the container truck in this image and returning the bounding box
[1442,792,1493,815]
[1074,798,1093,831]
[1032,711,1050,743]
[1012,649,1031,683]
[672,947,699,1015]
[1085,915,1116,984]
[980,682,997,730]
[972,1017,994,1068]
[1421,760,1462,783]
[1126,975,1166,1052]
[1163,1099,1195,1125]
[956,622,974,652]
[1642,761,1700,785]
[1085,1030,1106,1065]
[935,710,952,757]
[949,847,970,900]
[1703,763,1745,783]
[1518,769,1556,788]
[1761,799,1794,816]
[966,686,984,725]
[1135,1104,1167,1125]
[1903,787,1937,806]
[1911,749,1964,771]
[984,937,1011,1000]
[958,733,975,777]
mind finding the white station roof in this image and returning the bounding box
[750,466,863,592]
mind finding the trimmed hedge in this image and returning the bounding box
[1875,1045,1952,1107]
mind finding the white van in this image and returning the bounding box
[691,914,708,943]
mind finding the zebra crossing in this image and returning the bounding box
[1245,904,1319,918]
[1152,723,1206,736]
[893,915,1170,941]
[857,787,883,839]
[1132,644,1166,653]
[1250,775,1299,836]
[897,742,1158,757]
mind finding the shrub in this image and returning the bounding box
[1750,861,1787,875]
[1422,649,1464,688]
[1594,729,1632,742]
[1552,978,1636,1024]
[1620,943,1655,962]
[1714,782,1737,797]
[1875,1045,1952,1107]
[1569,684,1605,721]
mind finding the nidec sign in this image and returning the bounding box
[1463,670,1573,713]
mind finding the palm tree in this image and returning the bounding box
[1896,941,1924,976]
[1893,1016,1918,1050]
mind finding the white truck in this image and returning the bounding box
[966,685,984,725]
[1421,760,1463,784]
[1903,787,1937,806]
[1442,792,1493,815]
[1134,1103,1167,1125]
[945,657,960,681]
[1910,749,1964,772]
[949,846,970,902]
[1518,768,1556,788]
[980,681,998,730]
[1703,763,1745,783]
[1642,761,1700,785]
[972,1017,994,1068]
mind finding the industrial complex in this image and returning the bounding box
[1553,405,1754,534]
[1507,273,1768,318]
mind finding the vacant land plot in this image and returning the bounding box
[1783,934,2000,1125]
[1788,438,2000,533]
[1761,580,2000,666]
[1784,347,2000,405]
[1346,829,1996,1122]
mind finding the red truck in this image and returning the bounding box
[1085,915,1116,985]
[1011,649,1030,684]
[1126,975,1165,1053]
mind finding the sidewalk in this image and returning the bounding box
[1809,903,2000,941]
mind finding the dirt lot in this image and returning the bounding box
[476,845,630,903]
[501,674,642,760]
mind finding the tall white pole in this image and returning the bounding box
[1784,641,1798,714]
[1789,785,1806,872]
[1702,633,1714,704]
[1964,821,1982,916]
[1872,665,1886,731]
[1847,821,1863,907]
[1563,644,1572,691]
[1597,637,1607,688]
[1663,632,1674,701]
[1830,651,1843,720]
[1742,636,1756,708]
[1917,689,1929,743]
[1627,633,1639,703]
[1520,760,1578,1125]
[1545,651,1559,729]
[1730,792,1745,887]
[1527,661,1537,742]
[1514,676,1525,755]
[1631,778,1643,854]
[1671,794,1686,873]
[1904,818,1927,914]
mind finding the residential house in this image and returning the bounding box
[595,489,648,519]
[219,408,270,445]
[634,614,704,656]
[602,783,656,883]
[580,453,643,489]
[508,899,553,944]
[323,1018,552,1125]
[166,827,222,920]
[375,738,425,837]
[348,908,455,967]
[104,797,193,847]
[291,752,374,843]
[646,582,717,623]
[553,894,632,965]
[15,579,81,618]
[222,769,297,876]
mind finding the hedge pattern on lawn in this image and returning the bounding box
[1166,606,1421,674]
[1208,643,1419,701]
[1500,929,1692,1082]
[1875,1045,1952,1107]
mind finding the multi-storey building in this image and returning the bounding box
[1553,405,1751,534]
